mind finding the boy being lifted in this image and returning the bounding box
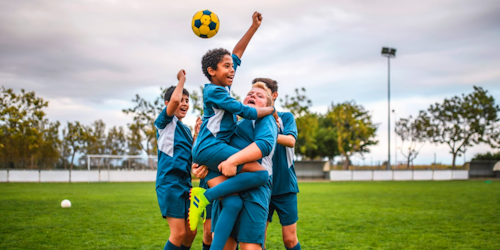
[189,12,275,250]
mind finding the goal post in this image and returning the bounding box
[85,155,158,182]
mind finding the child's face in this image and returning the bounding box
[244,88,269,108]
[208,54,235,86]
[166,94,189,120]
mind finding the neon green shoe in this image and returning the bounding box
[188,187,210,231]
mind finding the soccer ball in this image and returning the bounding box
[61,199,71,208]
[192,10,220,38]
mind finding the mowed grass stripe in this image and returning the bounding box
[1,181,499,249]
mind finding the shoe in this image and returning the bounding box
[188,187,210,231]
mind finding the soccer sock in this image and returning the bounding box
[210,195,243,250]
[180,245,190,250]
[164,241,181,250]
[202,242,211,250]
[286,242,301,250]
[204,170,268,201]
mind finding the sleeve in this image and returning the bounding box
[253,116,278,157]
[281,112,298,139]
[232,54,241,71]
[154,107,174,130]
[208,86,258,120]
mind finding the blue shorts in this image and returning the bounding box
[156,182,190,219]
[194,142,243,181]
[233,199,268,246]
[267,192,298,226]
[212,196,268,246]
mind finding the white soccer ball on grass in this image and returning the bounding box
[61,199,72,208]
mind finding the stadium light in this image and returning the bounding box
[381,47,396,170]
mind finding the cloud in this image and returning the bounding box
[1,0,499,163]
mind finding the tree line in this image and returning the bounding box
[0,85,498,170]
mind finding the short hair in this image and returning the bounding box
[164,86,190,102]
[252,78,278,94]
[202,48,231,81]
[251,82,273,107]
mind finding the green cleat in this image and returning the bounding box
[188,187,210,231]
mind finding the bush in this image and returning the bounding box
[472,152,500,161]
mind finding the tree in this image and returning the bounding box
[0,87,49,169]
[123,93,162,156]
[315,113,339,161]
[327,101,378,170]
[423,86,499,168]
[280,88,318,159]
[395,114,426,169]
[64,121,86,170]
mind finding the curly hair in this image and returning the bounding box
[252,78,278,94]
[201,48,231,81]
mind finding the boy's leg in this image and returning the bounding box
[222,237,238,250]
[282,223,299,250]
[190,162,268,230]
[272,193,300,250]
[182,219,197,249]
[165,217,191,249]
[211,195,243,250]
[202,218,212,250]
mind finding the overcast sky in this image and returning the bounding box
[1,0,499,165]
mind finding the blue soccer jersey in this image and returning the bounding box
[155,107,193,187]
[230,115,278,208]
[271,112,299,196]
[192,54,259,159]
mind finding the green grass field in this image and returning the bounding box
[1,181,499,250]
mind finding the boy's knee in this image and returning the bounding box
[222,195,243,210]
[185,228,197,241]
[282,234,298,249]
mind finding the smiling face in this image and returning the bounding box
[244,87,270,108]
[165,94,189,120]
[208,54,235,87]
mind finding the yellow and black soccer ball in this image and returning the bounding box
[192,10,219,39]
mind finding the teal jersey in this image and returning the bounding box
[155,107,193,187]
[192,54,258,158]
[230,115,278,208]
[271,112,299,195]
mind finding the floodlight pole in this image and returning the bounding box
[381,47,396,170]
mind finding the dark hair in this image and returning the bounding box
[164,86,190,102]
[202,48,231,81]
[252,78,278,94]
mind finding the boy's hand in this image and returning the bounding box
[218,160,237,177]
[177,69,186,81]
[272,108,280,129]
[194,117,202,135]
[192,163,208,179]
[252,11,263,27]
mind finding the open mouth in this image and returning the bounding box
[247,99,256,105]
[180,107,187,112]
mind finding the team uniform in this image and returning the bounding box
[155,107,193,219]
[192,54,259,180]
[212,115,278,247]
[268,112,299,226]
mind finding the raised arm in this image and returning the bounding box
[232,11,262,59]
[166,69,186,116]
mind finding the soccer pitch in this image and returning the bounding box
[1,181,498,250]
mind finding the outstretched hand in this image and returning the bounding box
[252,11,263,27]
[177,69,186,81]
[194,117,202,135]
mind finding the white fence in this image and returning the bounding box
[0,170,156,183]
[329,170,469,181]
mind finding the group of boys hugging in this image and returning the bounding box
[156,12,300,250]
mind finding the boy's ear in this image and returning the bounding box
[164,100,169,106]
[207,67,216,76]
[272,92,278,101]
